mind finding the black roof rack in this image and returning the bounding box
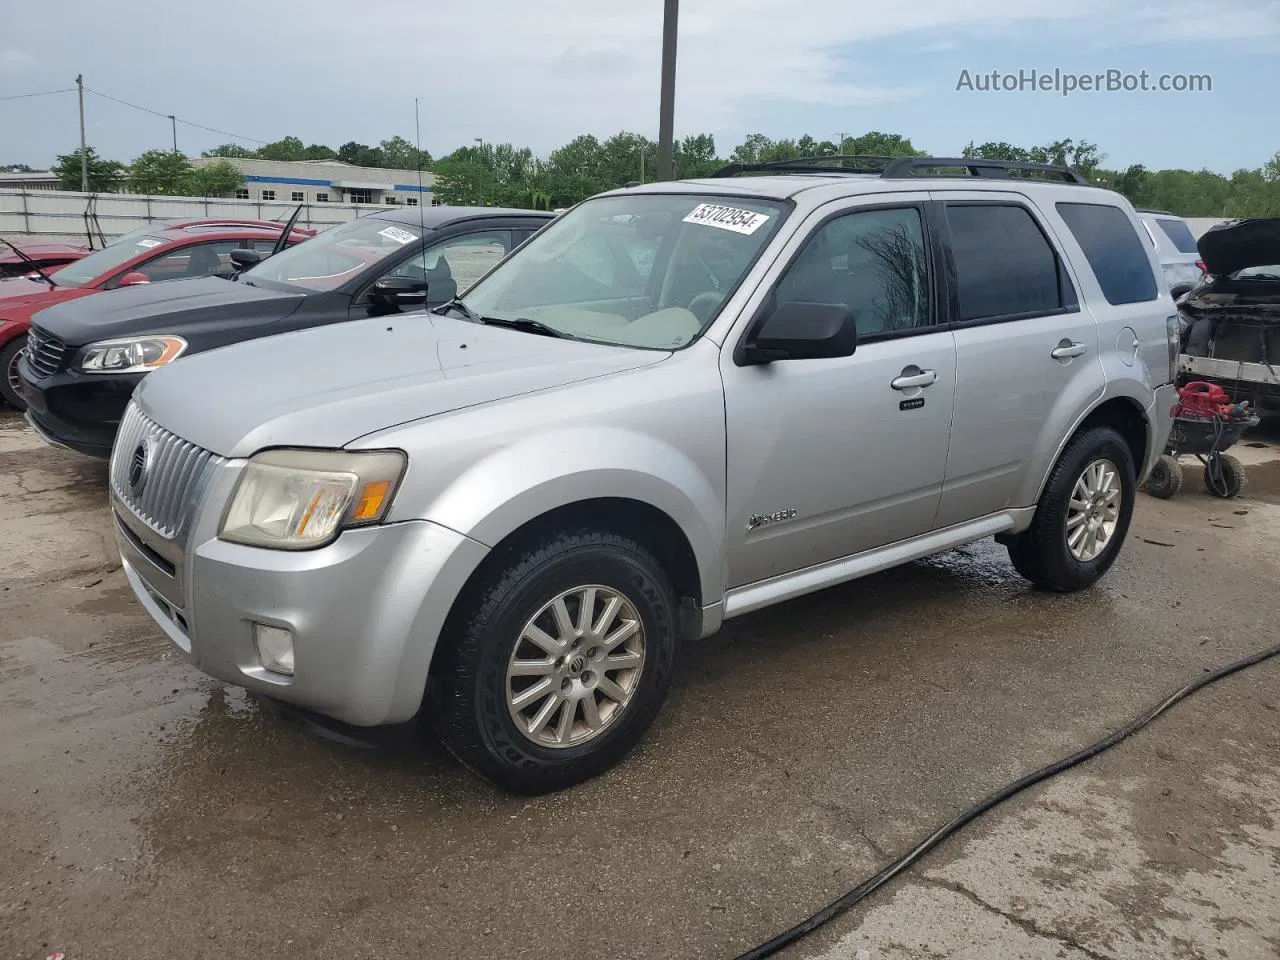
[708,154,1092,186]
[709,155,895,178]
[879,157,1092,185]
[1134,208,1176,216]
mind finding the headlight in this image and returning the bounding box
[219,448,407,550]
[78,335,187,374]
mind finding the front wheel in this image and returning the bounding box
[1008,426,1137,592]
[428,530,679,794]
[0,335,28,411]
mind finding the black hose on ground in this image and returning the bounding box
[732,641,1280,960]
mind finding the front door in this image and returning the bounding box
[930,194,1102,527]
[720,199,957,588]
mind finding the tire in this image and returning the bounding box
[0,334,27,411]
[427,530,679,794]
[1203,453,1245,499]
[1144,454,1183,499]
[1008,426,1137,592]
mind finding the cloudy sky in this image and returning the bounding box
[2,0,1277,173]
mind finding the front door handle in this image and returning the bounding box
[890,368,938,390]
[1051,340,1088,360]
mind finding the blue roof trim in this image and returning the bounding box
[243,175,332,187]
[393,183,434,193]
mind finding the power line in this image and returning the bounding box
[0,87,75,102]
[84,86,267,145]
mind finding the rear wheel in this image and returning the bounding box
[1145,454,1183,499]
[1204,453,1245,498]
[1008,426,1136,592]
[0,335,27,411]
[428,530,679,794]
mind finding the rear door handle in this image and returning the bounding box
[1051,340,1087,360]
[891,369,938,390]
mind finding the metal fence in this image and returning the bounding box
[0,188,384,243]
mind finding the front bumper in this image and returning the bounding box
[19,359,142,457]
[114,483,490,727]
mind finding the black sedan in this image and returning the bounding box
[20,205,554,457]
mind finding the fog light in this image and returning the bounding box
[253,624,295,676]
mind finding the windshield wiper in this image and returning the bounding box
[475,315,569,339]
[434,297,479,321]
[0,236,56,288]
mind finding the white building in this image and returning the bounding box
[193,157,438,206]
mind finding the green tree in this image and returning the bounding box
[255,136,307,161]
[675,133,719,178]
[302,143,338,160]
[202,143,255,158]
[378,135,431,170]
[536,134,607,206]
[186,160,244,197]
[337,141,386,167]
[52,146,126,192]
[839,131,925,157]
[2,163,36,172]
[128,149,195,195]
[434,142,538,207]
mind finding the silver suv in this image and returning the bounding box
[1134,209,1205,298]
[109,156,1179,793]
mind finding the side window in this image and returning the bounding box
[378,230,512,301]
[1056,202,1159,305]
[775,206,932,336]
[1155,217,1198,254]
[945,204,1070,322]
[114,240,241,285]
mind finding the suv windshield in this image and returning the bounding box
[47,235,172,289]
[244,215,424,291]
[458,193,787,349]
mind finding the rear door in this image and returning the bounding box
[931,192,1102,527]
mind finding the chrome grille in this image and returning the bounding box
[24,326,68,378]
[110,402,224,540]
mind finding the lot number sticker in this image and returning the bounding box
[683,203,771,235]
[378,226,417,245]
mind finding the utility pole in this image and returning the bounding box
[837,132,848,154]
[656,0,678,181]
[76,74,88,192]
[168,114,178,153]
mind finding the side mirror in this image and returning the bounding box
[229,249,264,270]
[740,301,858,364]
[372,276,429,304]
[118,271,151,287]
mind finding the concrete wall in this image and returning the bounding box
[1186,217,1232,239]
[0,188,382,241]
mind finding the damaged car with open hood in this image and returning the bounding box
[1178,217,1280,417]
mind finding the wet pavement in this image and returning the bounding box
[1,408,1278,960]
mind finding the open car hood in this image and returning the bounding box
[1198,218,1280,277]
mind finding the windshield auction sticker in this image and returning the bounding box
[378,226,417,245]
[683,203,771,235]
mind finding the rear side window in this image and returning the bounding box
[1056,202,1159,305]
[945,204,1069,322]
[1155,217,1199,254]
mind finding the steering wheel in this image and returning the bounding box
[687,291,726,324]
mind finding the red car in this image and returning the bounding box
[0,240,91,279]
[1,218,314,409]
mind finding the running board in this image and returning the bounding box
[722,512,1024,619]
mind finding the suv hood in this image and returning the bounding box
[134,314,668,458]
[1198,218,1280,277]
[34,275,305,345]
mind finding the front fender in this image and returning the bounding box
[418,426,726,606]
